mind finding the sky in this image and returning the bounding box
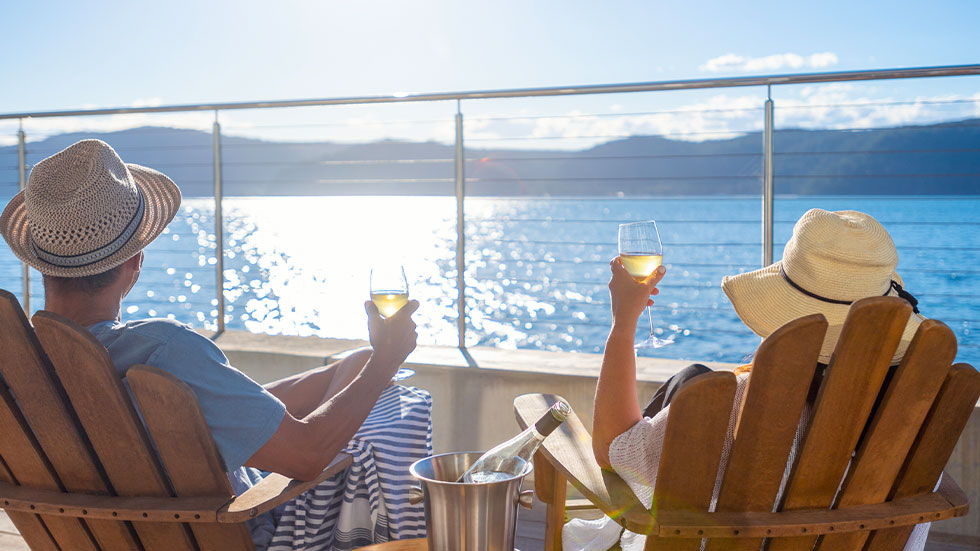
[1,0,978,146]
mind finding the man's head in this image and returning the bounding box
[42,250,143,298]
[1,139,180,301]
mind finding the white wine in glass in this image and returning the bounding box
[369,265,415,382]
[618,221,674,349]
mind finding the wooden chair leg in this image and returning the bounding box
[534,450,567,551]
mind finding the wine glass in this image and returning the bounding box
[618,221,673,349]
[369,265,416,382]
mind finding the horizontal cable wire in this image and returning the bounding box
[469,97,980,123]
[492,239,759,247]
[468,318,753,336]
[465,217,980,232]
[27,144,211,155]
[468,259,761,269]
[222,118,453,130]
[467,276,719,288]
[773,147,980,156]
[465,173,979,183]
[776,97,980,110]
[775,121,980,133]
[107,147,974,168]
[466,152,762,162]
[466,129,760,141]
[470,218,980,227]
[468,105,765,122]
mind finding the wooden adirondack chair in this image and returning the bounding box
[0,289,353,551]
[515,296,980,551]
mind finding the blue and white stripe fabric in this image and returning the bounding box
[267,384,432,551]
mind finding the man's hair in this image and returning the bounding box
[42,263,125,295]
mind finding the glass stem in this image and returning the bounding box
[646,306,655,337]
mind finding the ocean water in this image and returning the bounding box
[1,195,976,367]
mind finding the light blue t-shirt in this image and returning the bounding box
[88,318,286,549]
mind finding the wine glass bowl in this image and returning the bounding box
[369,265,409,318]
[618,221,673,349]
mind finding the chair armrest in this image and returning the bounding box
[0,453,355,525]
[649,474,969,538]
[513,393,650,529]
[0,480,230,522]
[218,453,353,523]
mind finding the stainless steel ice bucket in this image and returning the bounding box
[409,451,533,551]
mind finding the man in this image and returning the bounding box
[0,139,424,549]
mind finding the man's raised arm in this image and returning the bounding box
[245,300,419,480]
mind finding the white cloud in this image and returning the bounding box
[700,52,839,73]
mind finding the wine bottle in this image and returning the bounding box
[458,401,571,483]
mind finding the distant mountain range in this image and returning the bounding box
[2,119,977,196]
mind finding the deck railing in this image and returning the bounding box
[1,64,979,360]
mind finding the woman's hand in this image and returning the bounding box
[608,257,666,328]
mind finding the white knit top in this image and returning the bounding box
[562,372,931,551]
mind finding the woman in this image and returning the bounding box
[565,209,929,551]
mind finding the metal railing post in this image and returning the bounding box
[213,113,226,333]
[762,88,774,267]
[455,102,466,348]
[17,122,29,313]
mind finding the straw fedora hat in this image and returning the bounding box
[722,208,923,364]
[0,139,181,277]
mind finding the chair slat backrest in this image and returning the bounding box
[645,371,736,551]
[864,363,980,551]
[31,311,206,551]
[128,364,255,550]
[0,290,139,550]
[768,297,912,551]
[817,319,955,551]
[0,457,59,551]
[0,382,84,551]
[705,314,827,551]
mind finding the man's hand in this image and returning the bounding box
[365,300,419,373]
[608,257,665,328]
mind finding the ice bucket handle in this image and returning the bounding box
[409,485,424,505]
[518,489,534,510]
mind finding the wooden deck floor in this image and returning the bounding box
[1,507,976,550]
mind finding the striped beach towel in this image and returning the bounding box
[268,384,432,551]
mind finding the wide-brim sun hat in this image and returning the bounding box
[0,139,181,277]
[722,208,923,364]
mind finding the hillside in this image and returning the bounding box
[1,120,976,196]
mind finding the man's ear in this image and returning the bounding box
[121,251,144,298]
